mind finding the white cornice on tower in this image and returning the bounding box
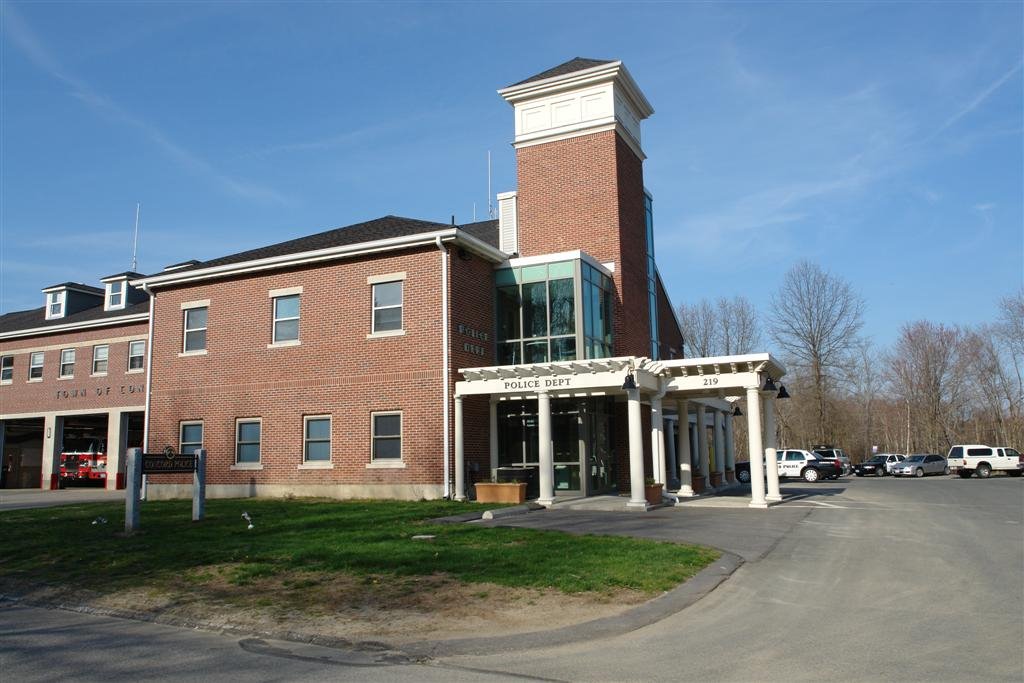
[498,60,654,159]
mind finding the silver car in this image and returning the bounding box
[892,454,949,477]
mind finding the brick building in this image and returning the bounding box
[0,274,149,490]
[2,58,789,509]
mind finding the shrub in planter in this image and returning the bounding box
[644,478,663,506]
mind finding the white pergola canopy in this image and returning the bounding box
[456,353,786,400]
[453,352,789,510]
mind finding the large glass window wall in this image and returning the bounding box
[496,261,576,365]
[496,258,613,365]
[644,192,660,360]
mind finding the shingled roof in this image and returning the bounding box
[0,300,150,336]
[164,215,500,275]
[509,58,615,87]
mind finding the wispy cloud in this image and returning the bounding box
[1,4,287,204]
[933,60,1023,136]
[666,171,870,252]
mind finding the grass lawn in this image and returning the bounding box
[0,498,718,597]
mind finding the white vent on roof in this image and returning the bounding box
[497,191,518,255]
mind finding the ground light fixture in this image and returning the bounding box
[777,384,791,399]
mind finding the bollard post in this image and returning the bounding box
[125,447,142,533]
[192,448,206,522]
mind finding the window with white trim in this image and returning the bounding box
[28,351,44,380]
[92,345,109,375]
[180,421,203,455]
[371,282,403,333]
[304,416,331,462]
[183,306,208,352]
[127,340,145,371]
[272,294,300,344]
[235,419,261,464]
[1,355,13,383]
[46,291,65,319]
[371,412,401,460]
[59,349,75,378]
[106,281,125,310]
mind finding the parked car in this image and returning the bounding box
[891,454,948,477]
[776,449,840,482]
[946,445,1023,478]
[853,455,889,477]
[853,453,905,476]
[811,452,844,479]
[735,461,751,484]
[881,453,907,474]
[812,445,852,475]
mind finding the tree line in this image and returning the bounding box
[678,260,1023,462]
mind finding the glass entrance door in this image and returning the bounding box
[497,397,616,496]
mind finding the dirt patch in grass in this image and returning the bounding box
[3,567,651,644]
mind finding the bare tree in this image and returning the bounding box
[885,321,969,453]
[718,297,761,355]
[678,300,718,357]
[768,261,865,442]
[679,296,761,358]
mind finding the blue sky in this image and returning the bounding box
[2,1,1021,348]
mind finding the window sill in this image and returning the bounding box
[230,463,263,471]
[298,461,334,470]
[126,369,145,374]
[0,380,11,386]
[366,460,405,469]
[58,376,75,381]
[178,350,208,358]
[27,378,42,383]
[267,340,301,349]
[90,373,108,378]
[366,330,405,339]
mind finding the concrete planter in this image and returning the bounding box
[644,483,663,506]
[709,472,723,487]
[475,482,528,504]
[691,474,706,494]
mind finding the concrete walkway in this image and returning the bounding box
[0,487,125,511]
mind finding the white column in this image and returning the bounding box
[537,391,554,506]
[676,400,694,496]
[746,387,767,508]
[696,404,709,489]
[105,409,125,491]
[665,416,678,489]
[725,413,736,483]
[488,398,498,475]
[626,388,647,509]
[454,395,466,501]
[650,395,665,490]
[764,395,781,502]
[41,414,60,490]
[713,409,726,487]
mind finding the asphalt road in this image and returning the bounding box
[2,476,1021,682]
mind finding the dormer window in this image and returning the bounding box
[46,291,66,320]
[106,280,125,311]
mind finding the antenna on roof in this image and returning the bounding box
[131,203,141,272]
[487,151,494,219]
[473,202,477,222]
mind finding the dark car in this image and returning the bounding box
[735,461,751,484]
[854,455,890,477]
[810,452,844,479]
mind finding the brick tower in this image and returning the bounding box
[498,58,656,358]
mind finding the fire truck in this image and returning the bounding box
[58,438,107,487]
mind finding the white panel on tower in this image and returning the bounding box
[551,97,579,127]
[497,192,518,255]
